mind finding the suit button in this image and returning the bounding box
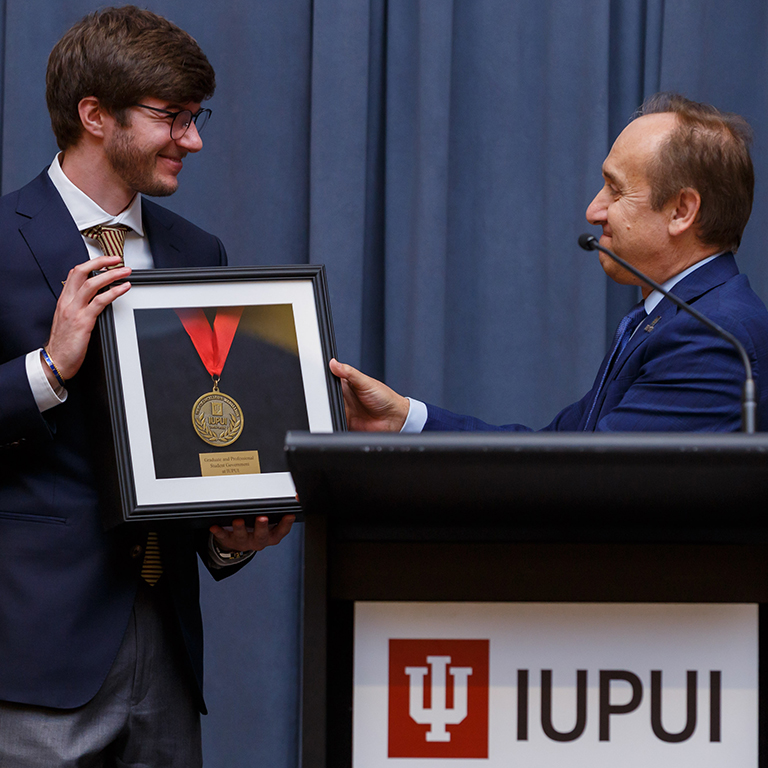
[130,544,143,559]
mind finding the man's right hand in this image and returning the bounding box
[43,255,131,385]
[329,358,410,432]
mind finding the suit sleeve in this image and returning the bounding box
[424,404,534,432]
[0,355,55,448]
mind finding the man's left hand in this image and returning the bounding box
[210,515,295,552]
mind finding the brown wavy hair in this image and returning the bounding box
[635,93,754,252]
[46,6,215,150]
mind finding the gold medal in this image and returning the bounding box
[192,379,244,447]
[174,306,246,448]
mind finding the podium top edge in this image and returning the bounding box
[284,430,768,454]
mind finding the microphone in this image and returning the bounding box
[579,233,757,433]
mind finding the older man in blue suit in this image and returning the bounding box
[0,7,292,767]
[331,94,768,433]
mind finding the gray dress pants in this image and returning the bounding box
[0,582,201,768]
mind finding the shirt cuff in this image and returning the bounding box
[26,349,67,412]
[400,397,428,433]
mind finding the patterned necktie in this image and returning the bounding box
[583,301,647,430]
[140,531,163,586]
[81,224,131,267]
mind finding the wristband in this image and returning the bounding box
[42,348,66,387]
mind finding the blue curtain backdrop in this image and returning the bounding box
[1,1,766,765]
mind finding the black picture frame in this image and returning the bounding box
[98,265,346,526]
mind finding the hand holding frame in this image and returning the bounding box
[329,358,409,432]
[44,255,131,385]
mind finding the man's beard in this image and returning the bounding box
[105,128,179,198]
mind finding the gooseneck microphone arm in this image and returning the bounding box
[578,233,757,434]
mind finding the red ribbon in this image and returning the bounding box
[175,306,244,379]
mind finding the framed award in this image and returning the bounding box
[98,265,346,525]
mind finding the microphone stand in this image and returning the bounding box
[578,233,757,434]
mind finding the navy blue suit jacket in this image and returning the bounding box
[0,170,234,710]
[426,254,768,432]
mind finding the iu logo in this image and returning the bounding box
[388,639,489,758]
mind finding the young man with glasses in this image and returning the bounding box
[0,6,292,766]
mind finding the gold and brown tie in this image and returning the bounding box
[81,224,131,267]
[140,531,163,586]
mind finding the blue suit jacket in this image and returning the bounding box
[0,170,234,710]
[426,254,768,432]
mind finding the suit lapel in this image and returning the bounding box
[141,199,184,269]
[609,253,738,380]
[141,198,225,270]
[584,303,675,429]
[617,303,670,362]
[16,171,89,299]
[586,253,739,428]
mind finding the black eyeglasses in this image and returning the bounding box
[132,104,212,140]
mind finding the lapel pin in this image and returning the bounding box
[644,316,661,333]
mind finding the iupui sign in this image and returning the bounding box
[353,603,757,767]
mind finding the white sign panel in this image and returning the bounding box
[353,602,757,767]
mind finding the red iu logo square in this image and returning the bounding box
[388,639,489,758]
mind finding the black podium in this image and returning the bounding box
[285,431,768,767]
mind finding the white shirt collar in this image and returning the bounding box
[644,252,724,314]
[47,153,145,236]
